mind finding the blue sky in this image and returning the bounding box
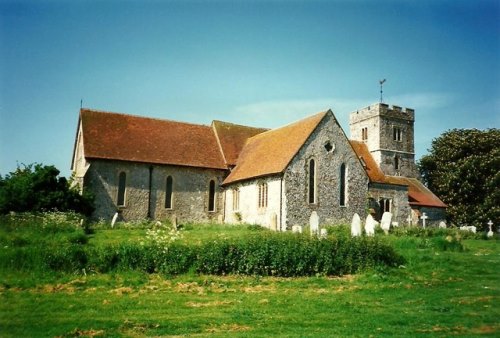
[1,0,499,178]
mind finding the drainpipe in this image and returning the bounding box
[279,176,283,232]
[147,165,153,219]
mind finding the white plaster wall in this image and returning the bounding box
[224,176,284,230]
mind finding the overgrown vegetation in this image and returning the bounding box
[0,163,94,216]
[1,213,498,337]
[0,213,403,277]
[418,128,500,230]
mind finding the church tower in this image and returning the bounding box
[349,103,419,178]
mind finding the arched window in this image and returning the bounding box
[308,159,316,204]
[339,163,347,206]
[165,176,173,209]
[117,172,126,207]
[208,180,216,212]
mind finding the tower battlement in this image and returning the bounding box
[350,103,414,125]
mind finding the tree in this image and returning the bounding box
[419,128,500,230]
[0,163,94,216]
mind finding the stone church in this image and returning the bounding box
[71,102,446,229]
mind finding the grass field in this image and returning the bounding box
[1,215,499,337]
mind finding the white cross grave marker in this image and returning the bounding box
[421,212,428,229]
[487,220,494,238]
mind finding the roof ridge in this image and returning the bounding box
[249,110,329,140]
[212,119,269,131]
[80,108,211,129]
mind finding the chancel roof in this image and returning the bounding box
[350,140,446,208]
[212,121,269,167]
[223,111,329,185]
[79,109,227,169]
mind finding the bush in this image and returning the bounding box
[195,232,404,277]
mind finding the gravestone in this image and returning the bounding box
[111,212,119,228]
[217,214,224,224]
[309,211,319,236]
[320,228,328,239]
[292,225,303,233]
[487,220,494,238]
[380,212,392,235]
[420,212,428,229]
[350,213,362,237]
[459,225,476,233]
[392,221,399,227]
[270,212,278,232]
[365,214,377,237]
[439,221,447,229]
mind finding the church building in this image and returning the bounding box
[71,102,446,229]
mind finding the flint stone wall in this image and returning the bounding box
[284,113,369,228]
[84,159,226,223]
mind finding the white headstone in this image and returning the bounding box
[391,221,399,227]
[380,212,392,235]
[309,211,319,236]
[270,213,278,232]
[487,220,493,238]
[421,212,429,229]
[292,225,303,234]
[350,213,362,237]
[365,214,377,237]
[439,221,447,229]
[111,212,119,228]
[172,215,178,229]
[406,214,413,226]
[459,225,476,233]
[320,228,328,239]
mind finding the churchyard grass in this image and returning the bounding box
[1,215,499,336]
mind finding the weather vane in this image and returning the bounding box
[379,79,386,103]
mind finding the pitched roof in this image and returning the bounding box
[349,140,446,208]
[212,120,268,167]
[223,111,329,185]
[79,109,227,169]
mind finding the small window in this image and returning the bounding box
[308,159,316,204]
[324,141,333,152]
[379,198,392,213]
[339,163,347,206]
[232,188,240,211]
[362,127,368,141]
[394,155,400,171]
[165,176,173,209]
[117,172,126,207]
[393,127,402,142]
[208,180,216,212]
[258,183,268,208]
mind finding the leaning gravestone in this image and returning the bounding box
[111,212,119,228]
[439,221,447,229]
[365,214,377,236]
[380,212,392,235]
[309,211,319,236]
[351,213,362,237]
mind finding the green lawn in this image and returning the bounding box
[1,218,499,337]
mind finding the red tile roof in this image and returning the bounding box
[350,140,446,208]
[223,111,329,185]
[212,120,268,167]
[80,109,227,169]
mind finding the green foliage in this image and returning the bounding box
[419,128,500,230]
[194,232,404,277]
[0,163,94,216]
